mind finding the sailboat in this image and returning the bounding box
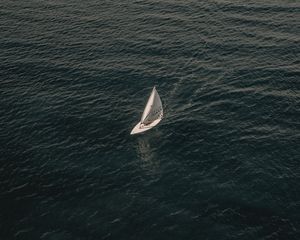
[130,86,163,135]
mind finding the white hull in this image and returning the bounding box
[130,118,162,135]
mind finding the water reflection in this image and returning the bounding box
[136,133,162,176]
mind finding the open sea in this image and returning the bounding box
[1,0,299,239]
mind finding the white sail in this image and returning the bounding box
[141,86,163,124]
[131,86,163,135]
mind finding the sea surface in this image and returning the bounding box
[1,0,299,239]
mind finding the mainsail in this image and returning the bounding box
[130,86,163,135]
[141,86,163,125]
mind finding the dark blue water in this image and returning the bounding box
[1,1,299,239]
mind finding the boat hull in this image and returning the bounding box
[130,118,162,135]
